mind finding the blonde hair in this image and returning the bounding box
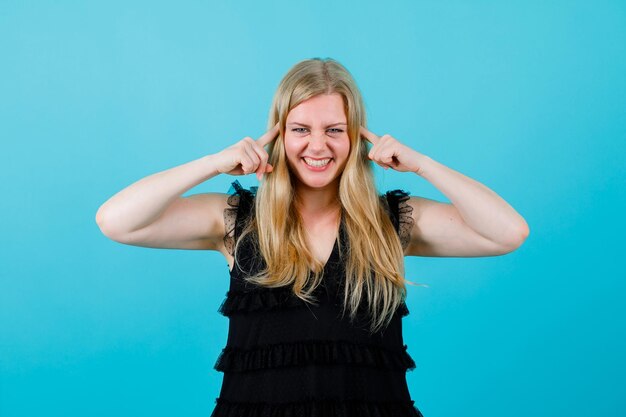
[234,57,417,334]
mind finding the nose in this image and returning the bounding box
[308,131,328,151]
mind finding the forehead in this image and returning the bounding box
[286,93,346,123]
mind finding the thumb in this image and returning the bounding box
[265,164,274,172]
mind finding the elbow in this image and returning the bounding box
[95,206,109,232]
[517,219,530,242]
[95,209,105,228]
[502,221,530,252]
[520,221,530,240]
[95,214,113,238]
[95,208,120,239]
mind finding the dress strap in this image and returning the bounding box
[223,180,257,256]
[381,189,415,250]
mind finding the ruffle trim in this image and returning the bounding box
[218,286,315,316]
[224,185,414,255]
[223,180,257,257]
[218,286,410,318]
[211,396,424,417]
[383,189,415,250]
[214,339,416,373]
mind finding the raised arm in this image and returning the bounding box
[95,124,279,252]
[360,126,530,257]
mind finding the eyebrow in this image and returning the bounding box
[287,122,347,127]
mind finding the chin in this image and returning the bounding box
[296,176,340,190]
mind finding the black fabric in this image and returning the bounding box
[381,189,415,250]
[211,180,424,417]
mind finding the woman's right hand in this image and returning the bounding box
[213,123,280,180]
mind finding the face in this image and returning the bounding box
[284,93,350,192]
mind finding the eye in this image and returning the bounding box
[290,127,344,134]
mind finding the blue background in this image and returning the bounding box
[1,1,625,416]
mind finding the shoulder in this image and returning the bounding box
[379,189,411,225]
[225,180,257,209]
[379,188,414,251]
[223,180,258,257]
[224,180,257,225]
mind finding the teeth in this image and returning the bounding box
[303,157,331,167]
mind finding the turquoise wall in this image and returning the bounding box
[1,1,624,416]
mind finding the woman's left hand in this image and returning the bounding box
[360,126,427,175]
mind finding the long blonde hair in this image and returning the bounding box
[234,57,416,334]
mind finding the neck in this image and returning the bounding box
[293,181,342,219]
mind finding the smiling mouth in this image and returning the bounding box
[302,157,332,167]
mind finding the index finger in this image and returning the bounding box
[256,123,280,147]
[360,126,379,145]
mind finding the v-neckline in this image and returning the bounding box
[227,213,344,274]
[320,213,344,271]
[321,236,339,271]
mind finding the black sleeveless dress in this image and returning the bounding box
[210,180,424,417]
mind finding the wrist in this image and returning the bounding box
[200,153,222,178]
[413,153,433,177]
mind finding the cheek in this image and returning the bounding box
[283,136,295,154]
[337,137,351,158]
[283,136,302,159]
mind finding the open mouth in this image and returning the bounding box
[302,157,332,168]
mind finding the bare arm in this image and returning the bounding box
[404,154,530,257]
[95,154,227,250]
[95,124,279,252]
[360,126,529,257]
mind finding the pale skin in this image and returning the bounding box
[282,93,351,268]
[96,93,529,272]
[359,126,530,257]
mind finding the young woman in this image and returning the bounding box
[96,58,529,417]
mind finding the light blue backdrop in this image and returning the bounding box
[1,1,624,416]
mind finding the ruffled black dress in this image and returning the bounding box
[210,181,424,417]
